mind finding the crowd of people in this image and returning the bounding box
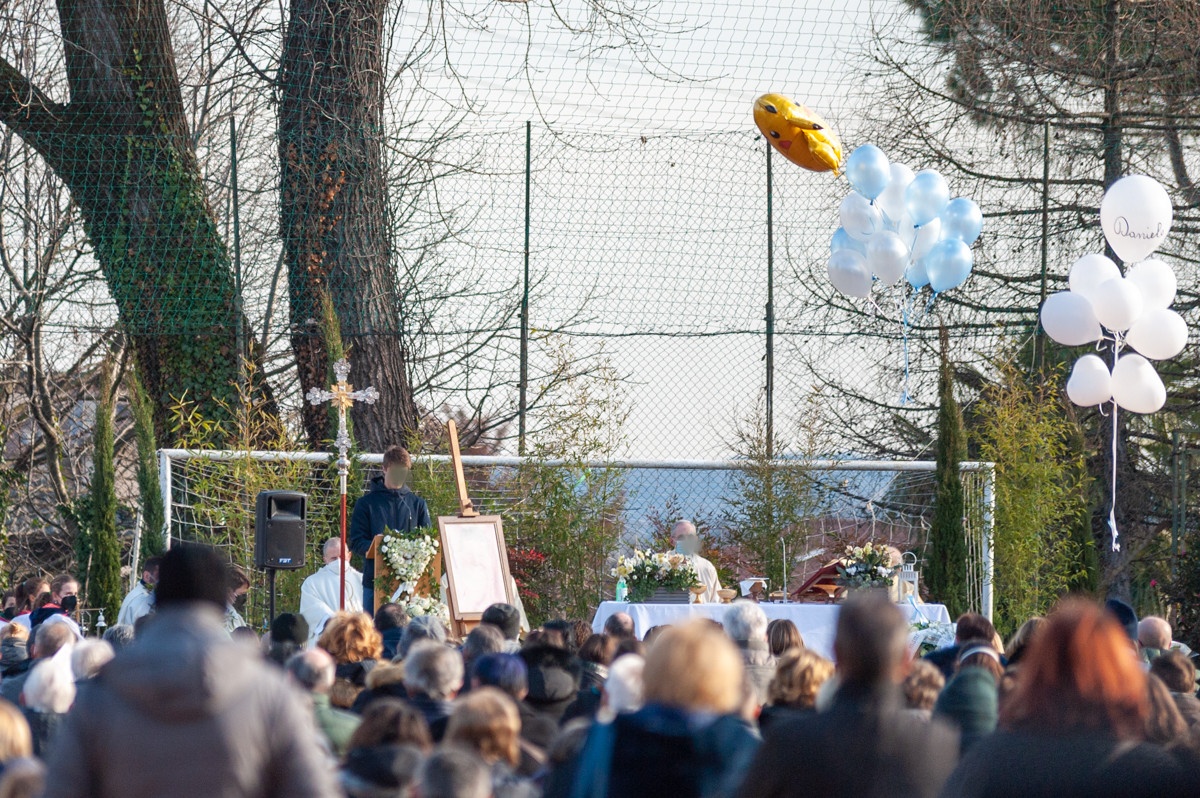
[0,543,1196,797]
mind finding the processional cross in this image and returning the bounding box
[307,358,379,609]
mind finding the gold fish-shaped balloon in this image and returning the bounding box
[753,93,843,173]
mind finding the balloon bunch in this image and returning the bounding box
[828,145,983,299]
[1039,175,1182,415]
[1038,174,1180,551]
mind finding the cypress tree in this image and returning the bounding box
[928,327,969,617]
[89,365,124,625]
[130,373,166,561]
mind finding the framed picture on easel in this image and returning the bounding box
[438,515,516,624]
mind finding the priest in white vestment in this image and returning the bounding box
[300,538,364,645]
[671,520,722,604]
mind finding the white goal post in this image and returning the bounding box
[157,450,995,620]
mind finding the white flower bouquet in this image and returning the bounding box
[836,541,895,590]
[610,549,700,602]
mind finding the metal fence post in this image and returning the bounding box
[519,122,531,455]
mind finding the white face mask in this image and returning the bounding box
[675,537,700,556]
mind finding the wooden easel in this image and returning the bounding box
[444,419,481,637]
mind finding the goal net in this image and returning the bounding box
[159,450,994,624]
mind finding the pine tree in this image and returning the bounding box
[928,327,969,617]
[88,365,124,626]
[130,373,166,561]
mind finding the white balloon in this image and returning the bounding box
[1040,292,1102,346]
[1100,175,1173,264]
[1111,353,1166,414]
[1066,354,1113,407]
[910,218,943,263]
[1125,259,1177,310]
[1126,308,1188,360]
[1068,254,1121,305]
[827,250,873,298]
[865,230,910,284]
[876,164,915,224]
[839,193,882,242]
[1090,277,1144,332]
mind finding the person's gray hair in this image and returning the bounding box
[70,639,114,681]
[671,520,697,540]
[461,623,504,663]
[286,648,336,694]
[102,624,135,653]
[397,615,446,660]
[724,600,768,643]
[603,653,645,715]
[322,537,341,562]
[416,747,491,798]
[403,641,464,700]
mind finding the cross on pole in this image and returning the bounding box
[306,358,378,610]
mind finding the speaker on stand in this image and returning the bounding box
[255,491,307,625]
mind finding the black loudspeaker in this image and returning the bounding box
[254,491,307,570]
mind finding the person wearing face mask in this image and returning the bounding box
[28,575,79,632]
[670,521,723,605]
[225,566,251,632]
[117,556,163,627]
[349,445,432,616]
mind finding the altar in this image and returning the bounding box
[591,601,951,660]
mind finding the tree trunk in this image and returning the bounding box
[0,0,272,442]
[279,0,419,452]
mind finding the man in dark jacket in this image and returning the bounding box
[349,446,431,615]
[518,644,583,748]
[43,543,337,798]
[738,592,960,798]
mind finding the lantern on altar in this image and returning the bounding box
[897,552,921,603]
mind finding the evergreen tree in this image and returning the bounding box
[130,373,166,561]
[928,327,969,617]
[88,366,124,625]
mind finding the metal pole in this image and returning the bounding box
[1172,430,1181,578]
[765,143,775,458]
[339,459,348,610]
[230,114,245,394]
[519,121,531,455]
[1035,120,1050,374]
[981,464,996,622]
[158,450,172,549]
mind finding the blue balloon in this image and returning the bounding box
[906,257,930,289]
[831,227,866,255]
[904,169,950,227]
[844,145,892,201]
[940,197,984,245]
[925,239,974,292]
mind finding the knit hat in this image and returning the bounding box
[481,603,521,641]
[1104,598,1139,642]
[520,644,582,706]
[270,613,309,645]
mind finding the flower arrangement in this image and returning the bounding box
[836,542,895,590]
[611,550,700,603]
[381,527,448,621]
[381,527,440,595]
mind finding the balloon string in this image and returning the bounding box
[1108,336,1124,552]
[900,299,911,406]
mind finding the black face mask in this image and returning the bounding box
[61,595,78,613]
[233,594,247,612]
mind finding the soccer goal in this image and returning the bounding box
[157,450,994,619]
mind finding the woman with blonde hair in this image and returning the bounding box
[558,620,759,798]
[0,701,32,762]
[445,688,537,798]
[319,612,383,707]
[758,650,834,733]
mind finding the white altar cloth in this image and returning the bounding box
[592,601,951,660]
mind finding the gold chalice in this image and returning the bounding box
[689,584,707,604]
[716,588,737,604]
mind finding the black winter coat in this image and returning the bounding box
[348,478,431,589]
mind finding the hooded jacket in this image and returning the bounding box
[42,604,337,798]
[349,477,432,590]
